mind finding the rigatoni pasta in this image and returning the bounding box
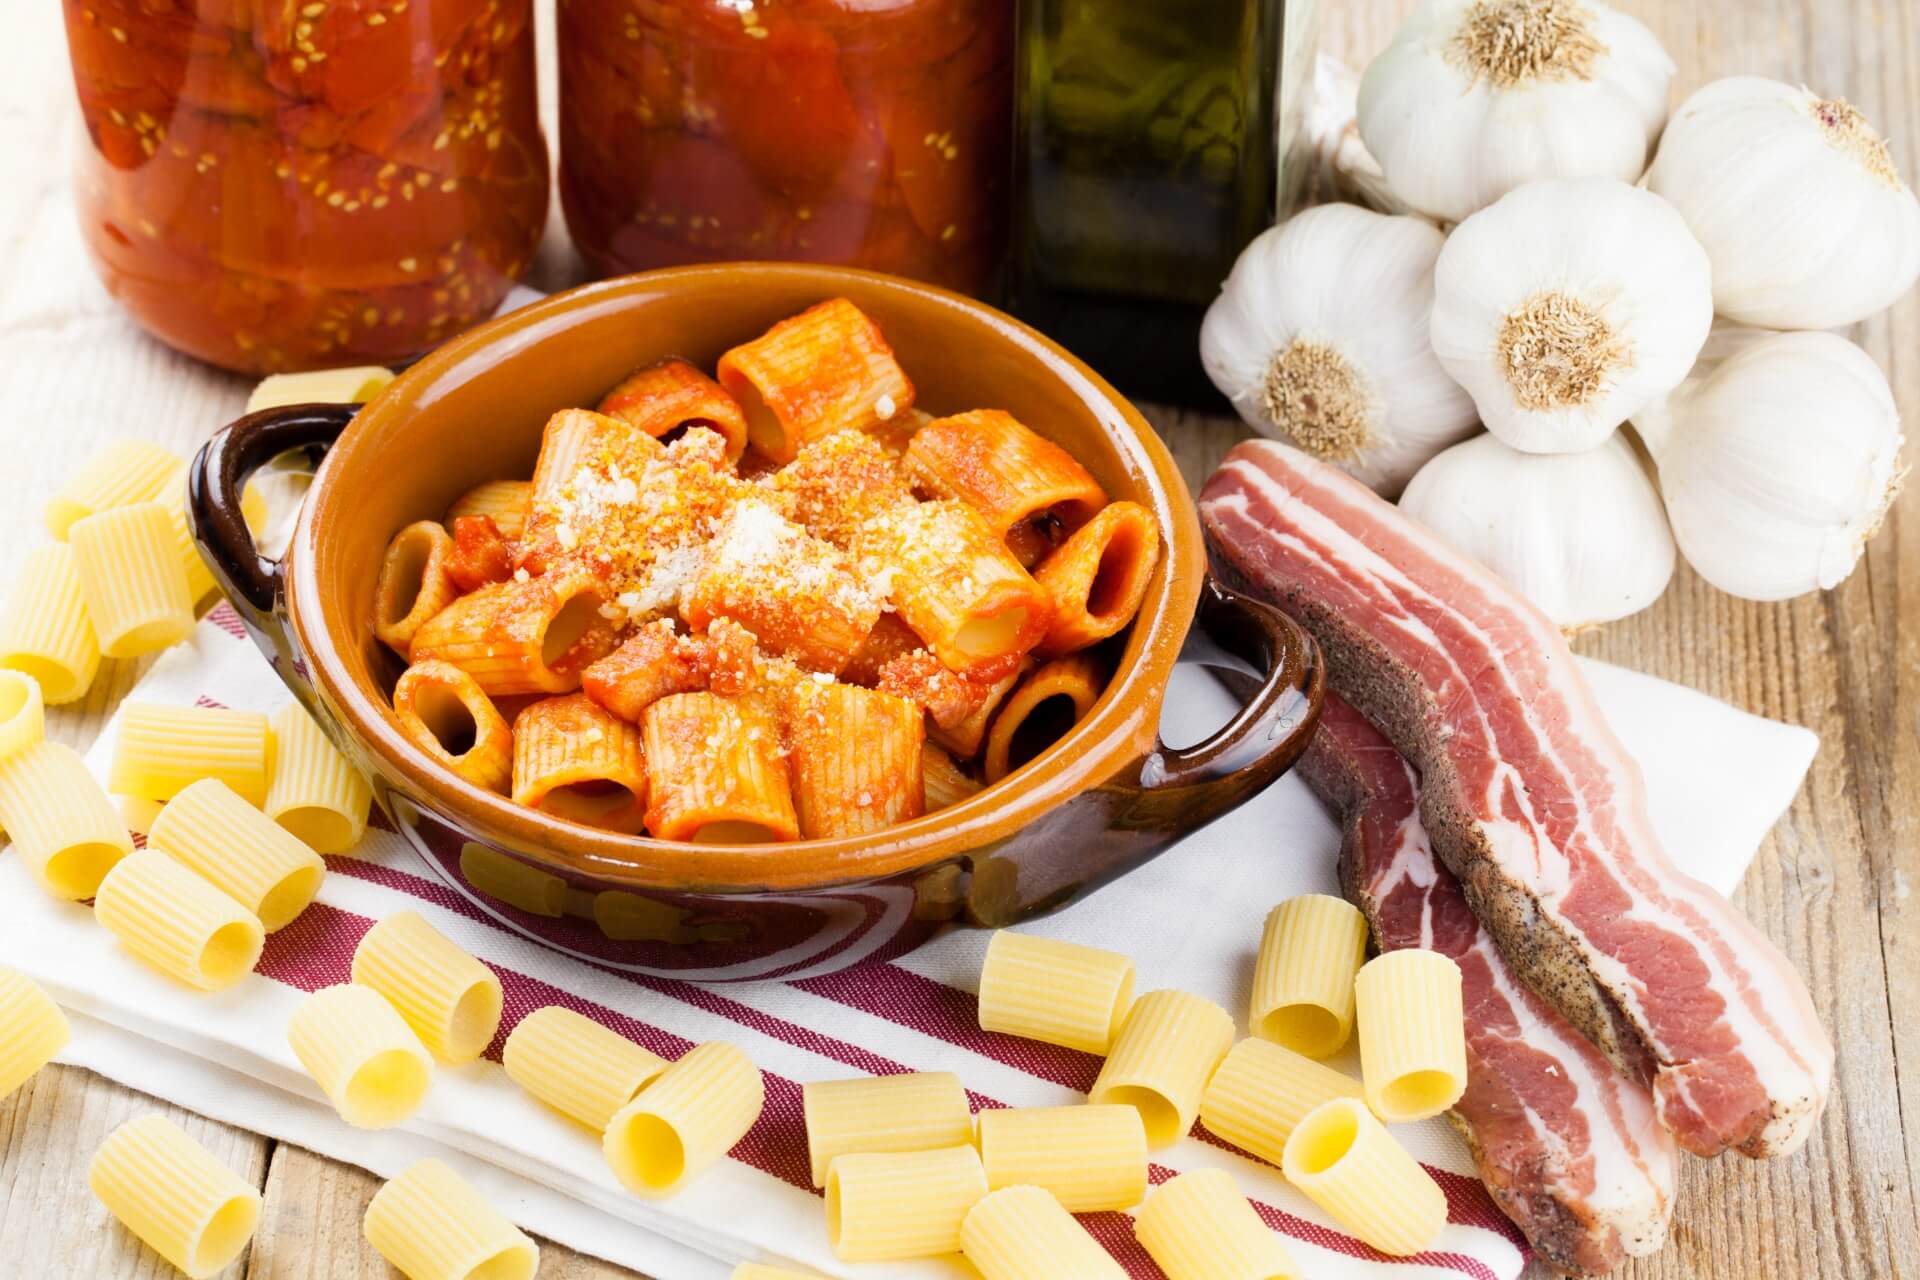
[408,568,615,696]
[264,700,373,853]
[1033,500,1162,656]
[1135,1168,1300,1280]
[287,984,434,1128]
[1251,895,1370,1059]
[245,365,394,414]
[1200,1037,1366,1168]
[825,1144,987,1261]
[1281,1097,1448,1257]
[958,1184,1126,1280]
[0,543,101,705]
[363,1157,539,1280]
[599,356,751,461]
[975,1104,1148,1211]
[372,520,461,656]
[447,479,532,541]
[784,683,925,838]
[1355,949,1468,1123]
[0,740,134,900]
[45,438,185,540]
[0,967,69,1101]
[0,669,45,762]
[1088,989,1235,1147]
[351,911,503,1063]
[504,1005,668,1131]
[147,778,326,931]
[89,1114,262,1280]
[802,1071,972,1187]
[393,659,515,793]
[67,502,195,658]
[921,744,982,812]
[110,701,272,806]
[717,297,915,463]
[511,692,649,833]
[603,1041,764,1197]
[905,411,1106,549]
[977,930,1135,1055]
[980,655,1104,784]
[164,502,220,605]
[94,850,265,991]
[641,692,799,843]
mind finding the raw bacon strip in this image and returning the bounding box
[1304,694,1675,1274]
[1200,441,1831,1159]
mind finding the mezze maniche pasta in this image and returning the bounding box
[374,297,1163,842]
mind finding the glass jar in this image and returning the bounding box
[61,0,549,375]
[558,0,1011,295]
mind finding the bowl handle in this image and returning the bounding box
[187,402,358,717]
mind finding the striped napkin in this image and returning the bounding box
[0,606,1817,1280]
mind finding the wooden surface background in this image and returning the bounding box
[2,1,1915,1277]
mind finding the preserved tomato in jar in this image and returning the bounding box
[61,0,549,374]
[558,0,1011,295]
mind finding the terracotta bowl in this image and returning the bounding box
[188,264,1323,980]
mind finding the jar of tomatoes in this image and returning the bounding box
[61,0,549,375]
[557,0,1011,296]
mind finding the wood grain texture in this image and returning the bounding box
[0,0,1914,1277]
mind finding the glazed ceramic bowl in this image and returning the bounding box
[189,264,1323,980]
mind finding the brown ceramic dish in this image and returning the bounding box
[188,264,1323,980]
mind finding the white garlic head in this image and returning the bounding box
[1200,204,1479,497]
[1634,328,1904,602]
[1430,177,1714,455]
[1399,430,1675,627]
[1357,0,1674,224]
[1648,77,1920,329]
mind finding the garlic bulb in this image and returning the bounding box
[1430,178,1713,455]
[1200,204,1478,496]
[1647,77,1920,329]
[1399,431,1674,627]
[1633,328,1904,601]
[1357,0,1674,224]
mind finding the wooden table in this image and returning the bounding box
[2,1,1914,1276]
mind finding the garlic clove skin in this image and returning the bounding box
[1357,0,1674,224]
[1636,329,1904,601]
[1648,77,1920,330]
[1199,203,1480,497]
[1430,177,1714,456]
[1398,430,1675,627]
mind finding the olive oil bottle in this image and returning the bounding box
[1009,0,1318,406]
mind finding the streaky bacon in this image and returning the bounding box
[1305,694,1676,1274]
[1200,440,1831,1159]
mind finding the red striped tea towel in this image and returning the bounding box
[0,606,1817,1279]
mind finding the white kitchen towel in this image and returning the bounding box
[0,608,1818,1280]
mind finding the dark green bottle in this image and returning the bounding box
[1009,0,1312,407]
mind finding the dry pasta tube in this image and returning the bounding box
[68,503,195,658]
[717,297,916,463]
[164,501,219,605]
[364,1157,539,1280]
[148,778,326,932]
[904,410,1107,545]
[372,520,461,656]
[977,929,1135,1055]
[245,365,394,413]
[1088,989,1234,1148]
[1034,501,1162,657]
[110,701,273,806]
[265,700,373,853]
[504,1006,668,1131]
[45,438,186,540]
[409,568,615,696]
[1135,1167,1300,1280]
[89,1115,262,1280]
[598,356,751,461]
[958,1184,1126,1280]
[1251,895,1369,1059]
[980,655,1103,784]
[784,683,925,839]
[95,850,265,991]
[393,660,515,793]
[976,1104,1148,1211]
[1200,1037,1365,1167]
[1281,1097,1447,1257]
[604,1041,764,1198]
[922,744,982,812]
[447,479,533,541]
[352,911,503,1063]
[0,967,70,1100]
[825,1144,987,1262]
[802,1071,972,1188]
[511,693,649,834]
[0,543,101,705]
[0,740,133,900]
[288,984,434,1129]
[460,843,567,918]
[1355,949,1468,1123]
[641,692,799,843]
[0,669,45,762]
